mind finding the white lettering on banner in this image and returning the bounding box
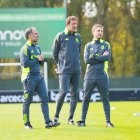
[91,92,101,102]
[53,92,74,102]
[33,95,41,102]
[64,93,71,102]
[79,91,100,102]
[0,90,101,103]
[0,30,25,41]
[0,41,22,47]
[50,91,57,102]
[0,14,65,22]
[50,90,101,102]
[0,95,23,103]
[0,95,40,103]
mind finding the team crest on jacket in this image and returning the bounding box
[101,45,105,50]
[75,38,79,43]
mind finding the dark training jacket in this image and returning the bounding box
[84,39,111,80]
[52,28,82,74]
[20,41,43,82]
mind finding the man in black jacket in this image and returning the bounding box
[77,24,114,127]
[20,27,59,129]
[52,16,82,125]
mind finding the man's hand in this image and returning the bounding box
[103,51,109,56]
[37,55,44,61]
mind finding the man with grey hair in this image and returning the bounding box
[77,24,114,127]
[20,27,60,129]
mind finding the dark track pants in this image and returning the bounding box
[54,73,80,119]
[22,75,50,124]
[81,78,110,122]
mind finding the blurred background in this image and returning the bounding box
[0,0,140,91]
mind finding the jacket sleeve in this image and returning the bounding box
[52,33,61,64]
[20,45,38,68]
[38,47,44,66]
[95,42,111,62]
[84,44,95,64]
[78,33,82,52]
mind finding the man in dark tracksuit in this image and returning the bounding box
[20,27,59,129]
[77,24,114,127]
[52,16,82,124]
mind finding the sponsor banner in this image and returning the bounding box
[0,89,140,103]
[0,8,66,58]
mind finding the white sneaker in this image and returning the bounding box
[106,122,114,128]
[68,119,75,125]
[24,122,33,129]
[54,117,59,123]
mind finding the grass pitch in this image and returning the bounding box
[0,102,140,140]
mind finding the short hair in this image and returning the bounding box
[25,27,36,40]
[66,16,78,25]
[92,24,104,32]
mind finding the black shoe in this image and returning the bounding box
[24,122,33,129]
[53,120,60,127]
[106,122,114,128]
[77,120,86,127]
[45,120,60,128]
[68,119,75,125]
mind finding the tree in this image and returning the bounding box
[128,0,140,75]
[81,0,137,77]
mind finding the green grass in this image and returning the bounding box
[0,102,140,140]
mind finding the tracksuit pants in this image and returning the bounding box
[22,75,50,124]
[81,78,111,122]
[54,73,80,120]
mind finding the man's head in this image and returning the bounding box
[92,24,104,40]
[25,27,39,43]
[66,16,78,32]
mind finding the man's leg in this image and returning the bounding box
[68,73,80,121]
[96,79,111,123]
[54,74,70,119]
[36,76,60,128]
[81,79,95,122]
[23,77,35,126]
[35,76,50,123]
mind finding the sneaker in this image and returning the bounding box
[45,120,60,128]
[106,122,114,128]
[24,122,33,129]
[54,117,60,126]
[53,120,60,127]
[77,120,86,127]
[54,117,59,123]
[68,119,75,125]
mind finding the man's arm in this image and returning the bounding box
[94,50,111,61]
[38,47,44,66]
[94,42,111,62]
[52,33,61,64]
[84,44,97,64]
[21,45,38,68]
[77,33,82,52]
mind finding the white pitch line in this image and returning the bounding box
[133,113,140,116]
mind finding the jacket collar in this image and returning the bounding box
[64,28,77,35]
[91,39,104,44]
[27,41,37,46]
